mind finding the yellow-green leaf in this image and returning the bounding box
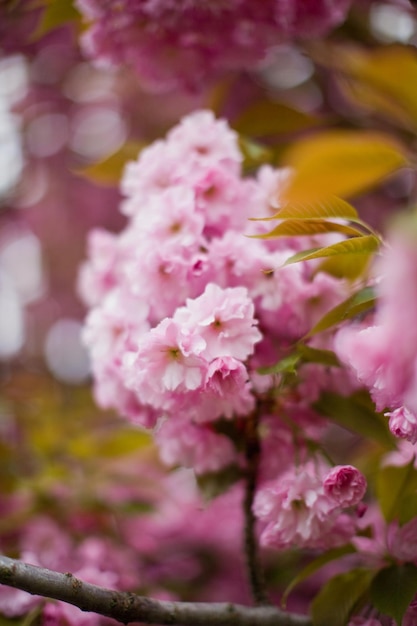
[314,391,394,449]
[281,131,408,202]
[31,0,80,39]
[283,235,379,266]
[258,196,359,222]
[297,344,340,367]
[306,286,376,336]
[75,141,146,186]
[338,45,417,131]
[258,344,339,376]
[315,251,373,280]
[371,564,417,626]
[238,136,274,169]
[311,568,375,626]
[98,429,151,457]
[233,101,322,137]
[257,352,301,376]
[376,459,417,523]
[282,545,356,608]
[255,218,364,239]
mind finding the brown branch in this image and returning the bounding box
[243,408,269,606]
[0,555,311,626]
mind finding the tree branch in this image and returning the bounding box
[243,409,269,605]
[0,555,311,626]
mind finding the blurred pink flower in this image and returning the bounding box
[323,465,367,508]
[253,460,362,550]
[387,406,417,445]
[76,0,352,91]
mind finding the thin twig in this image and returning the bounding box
[0,554,311,626]
[243,408,269,605]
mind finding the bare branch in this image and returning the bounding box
[243,409,269,605]
[0,555,311,626]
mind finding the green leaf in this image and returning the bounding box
[256,218,365,239]
[376,459,417,523]
[257,352,301,376]
[282,544,356,608]
[297,344,340,367]
[233,101,322,137]
[371,563,417,625]
[311,568,375,626]
[282,131,408,202]
[283,235,380,266]
[31,0,80,39]
[306,286,376,336]
[74,141,146,186]
[258,345,339,376]
[314,390,394,449]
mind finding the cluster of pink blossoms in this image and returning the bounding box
[254,461,366,550]
[336,223,417,445]
[0,516,136,625]
[0,467,248,623]
[80,109,367,550]
[75,0,353,91]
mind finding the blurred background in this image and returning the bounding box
[1,0,417,619]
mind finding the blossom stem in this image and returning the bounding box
[0,554,311,626]
[243,408,269,606]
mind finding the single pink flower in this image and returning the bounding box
[177,283,262,361]
[323,465,367,507]
[387,406,417,445]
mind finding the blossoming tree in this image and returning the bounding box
[1,1,417,626]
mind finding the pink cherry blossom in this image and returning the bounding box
[120,110,242,213]
[253,461,359,550]
[193,356,255,422]
[77,228,122,307]
[323,465,367,507]
[336,227,417,420]
[76,0,353,92]
[0,588,39,619]
[124,317,206,403]
[176,283,262,361]
[166,110,242,168]
[132,186,206,247]
[155,417,237,474]
[79,110,351,475]
[386,405,417,445]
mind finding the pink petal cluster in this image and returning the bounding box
[75,0,353,91]
[323,465,367,507]
[0,518,136,623]
[335,226,417,444]
[386,406,417,445]
[253,461,366,550]
[80,109,352,476]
